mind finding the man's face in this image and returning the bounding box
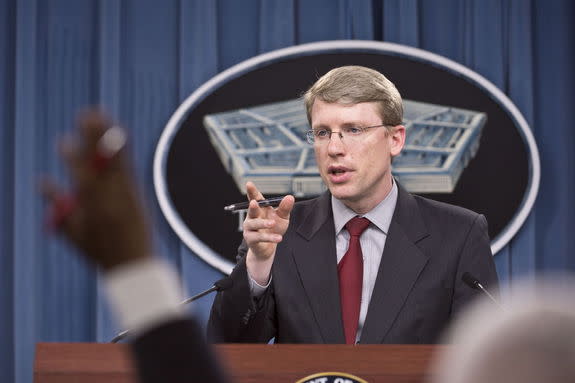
[311,99,405,213]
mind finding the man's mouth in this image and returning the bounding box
[328,166,350,174]
[330,168,346,175]
[327,166,352,183]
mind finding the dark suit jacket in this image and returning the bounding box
[132,318,228,383]
[208,186,498,344]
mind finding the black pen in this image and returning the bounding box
[224,197,286,212]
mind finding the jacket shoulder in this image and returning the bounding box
[411,194,485,228]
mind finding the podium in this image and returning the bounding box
[35,343,440,382]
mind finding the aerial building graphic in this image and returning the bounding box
[204,98,486,196]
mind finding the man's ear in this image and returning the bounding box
[390,125,406,157]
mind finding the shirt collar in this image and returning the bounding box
[331,179,398,235]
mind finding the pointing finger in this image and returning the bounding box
[246,181,265,202]
[247,199,262,219]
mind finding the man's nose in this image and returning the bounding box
[326,131,346,155]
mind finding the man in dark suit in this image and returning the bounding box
[43,111,228,383]
[208,66,498,344]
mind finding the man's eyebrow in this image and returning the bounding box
[341,122,365,127]
[312,121,370,130]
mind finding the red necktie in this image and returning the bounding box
[338,216,371,344]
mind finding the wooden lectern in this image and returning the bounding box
[35,343,440,383]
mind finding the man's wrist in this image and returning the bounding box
[246,249,274,285]
[103,257,185,336]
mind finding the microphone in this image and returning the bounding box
[181,277,233,305]
[462,272,503,310]
[110,276,233,343]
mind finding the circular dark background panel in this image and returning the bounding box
[166,53,528,263]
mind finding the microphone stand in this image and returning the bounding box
[110,277,232,343]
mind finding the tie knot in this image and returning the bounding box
[345,216,371,237]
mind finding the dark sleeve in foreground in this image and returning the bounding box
[131,318,229,383]
[207,241,277,343]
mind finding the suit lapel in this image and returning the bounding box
[291,192,345,343]
[359,185,430,344]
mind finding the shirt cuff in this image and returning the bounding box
[103,258,185,337]
[249,274,272,297]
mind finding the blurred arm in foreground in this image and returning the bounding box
[42,110,228,383]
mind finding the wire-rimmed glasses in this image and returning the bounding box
[305,124,391,145]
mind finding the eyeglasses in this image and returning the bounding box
[305,124,391,145]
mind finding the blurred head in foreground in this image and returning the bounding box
[431,275,575,383]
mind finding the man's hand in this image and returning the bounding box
[242,182,294,285]
[42,110,152,271]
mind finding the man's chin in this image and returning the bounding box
[327,185,357,202]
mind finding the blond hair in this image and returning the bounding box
[303,66,403,127]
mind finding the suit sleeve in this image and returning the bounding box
[131,318,229,383]
[452,214,499,315]
[207,241,277,343]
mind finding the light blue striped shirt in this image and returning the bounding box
[331,180,398,342]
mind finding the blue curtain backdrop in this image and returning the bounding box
[1,0,573,381]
